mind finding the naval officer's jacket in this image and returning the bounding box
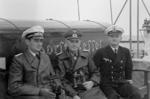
[8,50,58,99]
[56,50,100,97]
[93,45,133,85]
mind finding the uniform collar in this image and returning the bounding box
[68,50,79,57]
[28,49,36,57]
[110,46,119,52]
[24,49,36,64]
[25,49,41,63]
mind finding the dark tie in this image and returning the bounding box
[114,49,117,54]
[36,53,40,60]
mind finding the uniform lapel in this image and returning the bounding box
[60,52,72,71]
[24,50,39,70]
[38,53,45,74]
[106,46,116,62]
[60,51,88,71]
[74,52,88,71]
[38,52,55,75]
[114,46,123,65]
[64,59,71,69]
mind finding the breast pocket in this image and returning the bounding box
[24,66,37,83]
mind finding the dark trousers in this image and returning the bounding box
[100,82,142,99]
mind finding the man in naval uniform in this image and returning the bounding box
[93,25,142,99]
[56,29,106,99]
[8,26,59,99]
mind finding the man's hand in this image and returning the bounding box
[73,95,81,99]
[39,88,56,98]
[83,81,94,90]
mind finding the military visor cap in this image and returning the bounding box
[64,29,82,39]
[22,25,44,39]
[105,25,124,36]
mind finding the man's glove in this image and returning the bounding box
[39,88,56,98]
[83,81,94,90]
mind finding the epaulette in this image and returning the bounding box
[80,51,89,58]
[56,52,63,56]
[82,50,90,53]
[15,53,23,57]
[57,52,68,60]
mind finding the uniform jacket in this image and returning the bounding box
[93,45,133,85]
[57,50,100,97]
[8,50,57,99]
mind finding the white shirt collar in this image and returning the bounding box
[110,46,119,52]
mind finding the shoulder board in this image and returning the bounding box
[56,52,63,56]
[82,50,90,53]
[80,51,89,58]
[57,52,67,60]
[15,53,23,57]
[82,50,89,54]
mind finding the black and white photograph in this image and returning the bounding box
[0,0,150,99]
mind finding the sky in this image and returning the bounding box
[0,0,150,37]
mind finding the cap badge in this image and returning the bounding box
[72,33,78,38]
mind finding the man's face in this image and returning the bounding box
[108,33,122,47]
[66,38,81,52]
[25,36,44,53]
